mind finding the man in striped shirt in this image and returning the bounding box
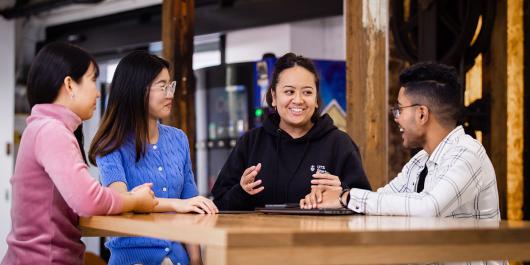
[301,62,500,220]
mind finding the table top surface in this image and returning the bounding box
[80,213,530,247]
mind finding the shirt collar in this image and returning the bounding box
[29,104,82,132]
[427,125,465,166]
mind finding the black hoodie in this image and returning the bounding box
[212,113,371,210]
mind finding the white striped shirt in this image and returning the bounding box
[348,126,500,219]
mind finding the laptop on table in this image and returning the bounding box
[256,203,357,216]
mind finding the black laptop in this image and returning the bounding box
[256,203,357,215]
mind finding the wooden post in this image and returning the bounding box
[345,0,390,189]
[483,0,525,221]
[162,0,196,169]
[482,0,507,219]
[506,0,524,221]
[524,0,530,221]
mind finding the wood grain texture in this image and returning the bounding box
[345,0,390,189]
[81,213,530,265]
[162,0,197,170]
[506,0,524,221]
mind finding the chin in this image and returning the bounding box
[81,113,94,121]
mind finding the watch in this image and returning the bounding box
[339,188,350,208]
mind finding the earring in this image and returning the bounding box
[70,93,75,100]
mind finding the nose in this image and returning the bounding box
[292,91,303,104]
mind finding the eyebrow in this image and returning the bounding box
[282,85,315,89]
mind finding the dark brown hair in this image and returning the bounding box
[27,42,99,163]
[265,52,322,121]
[88,51,169,165]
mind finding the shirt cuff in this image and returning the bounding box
[348,188,370,214]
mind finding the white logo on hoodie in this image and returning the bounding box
[310,165,327,173]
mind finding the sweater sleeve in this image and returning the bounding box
[177,130,199,199]
[337,135,372,191]
[35,122,123,216]
[211,134,254,210]
[96,149,128,188]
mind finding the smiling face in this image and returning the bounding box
[394,87,427,149]
[148,68,173,120]
[69,63,100,120]
[271,66,318,134]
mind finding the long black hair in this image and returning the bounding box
[89,51,169,165]
[265,52,323,121]
[27,42,99,163]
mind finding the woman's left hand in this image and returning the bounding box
[310,173,341,186]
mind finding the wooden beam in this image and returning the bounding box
[162,0,197,169]
[346,0,390,189]
[482,0,507,219]
[506,0,524,221]
[524,0,530,221]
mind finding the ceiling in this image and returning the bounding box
[23,0,342,56]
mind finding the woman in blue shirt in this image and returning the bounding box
[89,51,217,265]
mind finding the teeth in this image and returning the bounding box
[290,108,303,113]
[399,128,404,132]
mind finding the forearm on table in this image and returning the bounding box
[152,198,181,212]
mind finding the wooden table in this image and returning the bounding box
[80,213,530,265]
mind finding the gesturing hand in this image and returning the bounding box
[240,163,264,195]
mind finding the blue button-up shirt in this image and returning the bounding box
[97,124,198,265]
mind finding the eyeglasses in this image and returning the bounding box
[390,104,420,119]
[151,81,176,97]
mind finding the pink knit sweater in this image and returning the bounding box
[2,104,123,265]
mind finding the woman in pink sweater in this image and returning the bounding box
[1,42,159,265]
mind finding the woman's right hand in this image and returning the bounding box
[130,184,158,213]
[240,163,264,195]
[173,196,219,214]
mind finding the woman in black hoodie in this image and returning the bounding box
[212,53,371,210]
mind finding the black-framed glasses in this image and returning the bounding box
[152,81,176,97]
[390,104,420,119]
